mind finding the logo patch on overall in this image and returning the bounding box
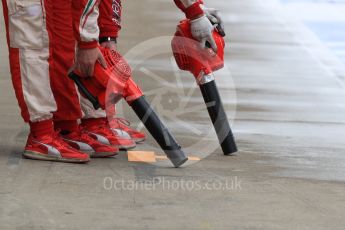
[112,0,122,27]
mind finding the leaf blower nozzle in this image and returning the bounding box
[171,19,238,155]
[131,96,188,167]
[68,47,188,167]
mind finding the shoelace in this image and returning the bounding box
[80,131,100,145]
[98,125,119,137]
[53,130,74,149]
[87,119,120,138]
[62,127,102,145]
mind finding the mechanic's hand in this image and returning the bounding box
[203,7,225,36]
[75,47,107,77]
[100,40,117,52]
[190,15,217,53]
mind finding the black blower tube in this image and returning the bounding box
[130,96,188,167]
[69,72,188,167]
[199,80,237,155]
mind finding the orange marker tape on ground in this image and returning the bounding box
[127,151,156,163]
[128,151,201,163]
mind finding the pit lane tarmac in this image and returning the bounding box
[1,0,345,229]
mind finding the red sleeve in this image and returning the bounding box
[72,0,101,49]
[174,0,204,20]
[98,0,122,38]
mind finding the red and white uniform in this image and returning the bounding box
[1,0,204,124]
[174,0,204,19]
[1,0,121,123]
[80,0,122,119]
[99,0,122,38]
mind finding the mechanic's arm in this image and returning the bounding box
[174,0,225,52]
[98,0,122,51]
[72,0,107,77]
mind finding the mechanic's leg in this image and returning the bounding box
[48,0,118,158]
[49,0,81,132]
[1,0,89,162]
[2,0,56,123]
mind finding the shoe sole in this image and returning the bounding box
[23,150,90,163]
[119,144,137,151]
[91,152,118,158]
[133,137,146,143]
[81,150,118,158]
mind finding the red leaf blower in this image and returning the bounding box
[171,19,237,155]
[68,47,188,167]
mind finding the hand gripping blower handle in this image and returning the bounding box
[68,47,188,167]
[171,19,238,155]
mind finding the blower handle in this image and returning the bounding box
[211,18,226,37]
[216,24,226,37]
[68,72,101,110]
[205,24,225,49]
